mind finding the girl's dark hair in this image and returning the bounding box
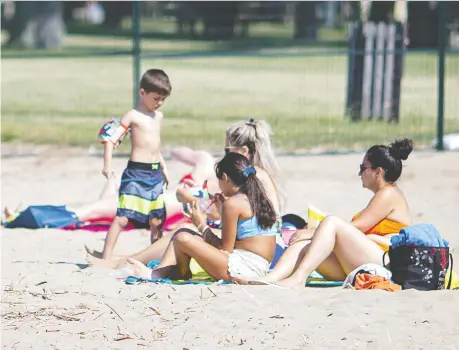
[215,152,276,229]
[365,138,414,183]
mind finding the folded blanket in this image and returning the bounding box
[354,273,401,292]
[391,223,448,248]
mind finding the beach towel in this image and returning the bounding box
[63,212,189,233]
[124,274,343,287]
[391,223,448,248]
[123,260,343,287]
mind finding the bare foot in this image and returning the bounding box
[231,275,278,286]
[4,206,11,217]
[126,258,153,279]
[84,245,103,259]
[275,276,305,288]
[3,206,15,221]
[86,253,127,269]
[85,245,126,263]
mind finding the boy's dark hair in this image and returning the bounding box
[140,69,172,96]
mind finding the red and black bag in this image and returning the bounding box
[383,246,453,291]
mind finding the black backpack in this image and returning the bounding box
[383,245,453,291]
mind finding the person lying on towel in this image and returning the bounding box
[3,147,216,232]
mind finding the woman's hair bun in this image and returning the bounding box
[389,138,413,161]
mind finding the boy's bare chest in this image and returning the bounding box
[132,118,160,135]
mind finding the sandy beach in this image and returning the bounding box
[2,150,459,349]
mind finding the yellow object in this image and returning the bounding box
[308,204,326,229]
[445,269,459,289]
[118,194,165,216]
[6,212,20,223]
[189,258,214,281]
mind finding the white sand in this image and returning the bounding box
[2,150,459,349]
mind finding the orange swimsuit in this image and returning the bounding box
[352,212,407,236]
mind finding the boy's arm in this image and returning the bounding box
[102,142,114,178]
[156,111,169,188]
[101,112,134,178]
[159,152,170,188]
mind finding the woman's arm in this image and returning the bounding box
[176,187,199,204]
[351,188,394,232]
[188,201,222,247]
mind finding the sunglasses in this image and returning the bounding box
[359,164,373,174]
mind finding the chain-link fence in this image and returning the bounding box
[2,1,458,152]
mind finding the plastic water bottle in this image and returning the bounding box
[194,180,213,214]
[197,192,212,214]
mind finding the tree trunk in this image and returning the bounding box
[407,1,439,49]
[368,1,395,23]
[200,2,239,40]
[294,1,319,40]
[7,1,66,50]
[102,1,132,29]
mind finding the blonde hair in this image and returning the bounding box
[226,119,286,210]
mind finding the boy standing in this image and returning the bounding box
[99,69,171,260]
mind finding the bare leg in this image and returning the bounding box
[72,195,117,222]
[86,252,127,269]
[130,231,173,263]
[262,240,312,282]
[88,189,190,260]
[3,203,25,221]
[127,228,199,279]
[172,230,230,280]
[170,148,215,185]
[149,217,163,244]
[234,240,346,285]
[128,228,230,281]
[277,216,384,287]
[101,216,128,260]
[98,172,118,199]
[3,207,13,220]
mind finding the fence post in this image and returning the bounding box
[346,21,404,122]
[132,1,141,108]
[436,1,446,151]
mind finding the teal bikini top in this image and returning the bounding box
[236,216,279,240]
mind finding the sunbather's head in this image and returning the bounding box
[360,138,413,190]
[225,119,285,209]
[215,152,277,229]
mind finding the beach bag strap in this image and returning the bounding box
[447,254,453,290]
[382,251,389,268]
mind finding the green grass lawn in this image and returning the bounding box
[2,21,458,152]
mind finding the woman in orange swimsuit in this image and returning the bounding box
[236,138,414,287]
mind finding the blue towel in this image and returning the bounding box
[124,275,342,287]
[127,261,343,287]
[391,223,448,248]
